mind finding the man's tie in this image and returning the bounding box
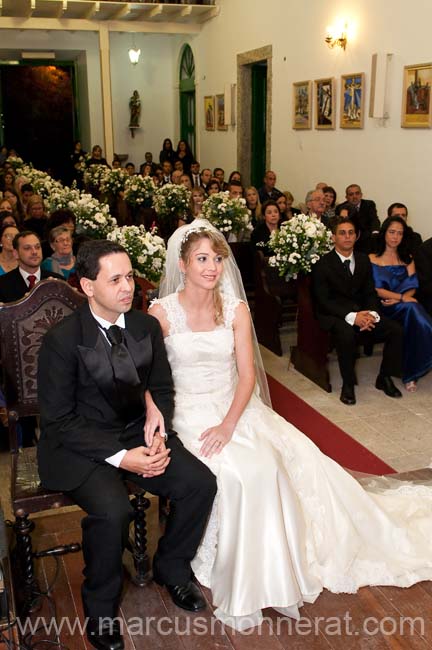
[105,325,140,388]
[343,259,353,276]
[27,275,37,289]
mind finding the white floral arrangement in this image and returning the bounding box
[102,168,129,196]
[46,185,116,239]
[267,214,333,280]
[6,155,24,170]
[14,164,63,199]
[107,225,166,282]
[153,183,190,222]
[201,191,252,235]
[84,164,109,189]
[123,175,156,207]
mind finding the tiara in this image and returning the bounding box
[179,226,214,252]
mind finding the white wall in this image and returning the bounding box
[109,32,178,168]
[185,0,432,237]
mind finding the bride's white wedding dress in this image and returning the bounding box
[154,291,432,630]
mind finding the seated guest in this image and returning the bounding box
[24,194,48,240]
[171,170,182,185]
[0,224,19,275]
[200,168,212,191]
[245,186,262,226]
[312,217,403,405]
[387,202,422,255]
[161,161,173,185]
[322,185,337,223]
[1,169,15,192]
[207,179,221,195]
[0,230,63,303]
[228,180,243,199]
[338,184,380,253]
[0,209,18,229]
[258,170,283,203]
[180,174,193,190]
[41,226,76,280]
[20,183,34,212]
[369,216,432,392]
[305,189,329,227]
[228,170,242,184]
[415,236,432,316]
[140,151,156,176]
[250,200,281,256]
[44,208,77,257]
[213,167,228,191]
[3,188,24,225]
[190,161,202,187]
[189,186,206,219]
[140,163,153,178]
[112,159,121,169]
[174,160,184,174]
[125,162,136,176]
[283,191,300,218]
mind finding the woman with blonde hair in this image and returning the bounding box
[24,194,48,239]
[244,186,262,226]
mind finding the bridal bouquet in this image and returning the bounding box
[153,183,190,222]
[201,191,252,235]
[107,225,166,282]
[84,164,109,189]
[123,175,156,207]
[268,214,333,280]
[102,168,129,197]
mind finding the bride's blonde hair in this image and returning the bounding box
[180,229,230,325]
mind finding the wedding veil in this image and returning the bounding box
[158,219,272,407]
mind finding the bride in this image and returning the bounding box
[147,223,432,630]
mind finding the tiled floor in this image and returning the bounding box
[262,323,432,473]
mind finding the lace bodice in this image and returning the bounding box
[152,292,243,401]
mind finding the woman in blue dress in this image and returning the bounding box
[369,215,432,392]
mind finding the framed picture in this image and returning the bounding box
[340,73,365,128]
[216,94,228,130]
[292,81,312,129]
[314,77,335,129]
[401,63,432,128]
[204,96,215,131]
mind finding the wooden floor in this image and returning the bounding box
[6,472,432,650]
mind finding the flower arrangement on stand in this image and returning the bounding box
[123,175,156,207]
[15,164,63,200]
[153,183,190,238]
[267,214,333,280]
[107,225,166,283]
[102,168,129,197]
[46,185,117,239]
[201,191,252,236]
[83,164,109,192]
[6,155,24,171]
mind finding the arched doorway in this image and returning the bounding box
[179,45,196,156]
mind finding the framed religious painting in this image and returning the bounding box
[340,73,365,128]
[216,94,228,130]
[401,63,432,128]
[204,96,215,131]
[292,80,312,129]
[314,77,336,129]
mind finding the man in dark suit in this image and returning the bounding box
[312,217,403,405]
[338,184,381,254]
[258,170,283,203]
[0,230,63,303]
[387,202,422,256]
[37,240,216,650]
[415,236,432,315]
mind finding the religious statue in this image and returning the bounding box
[129,90,141,137]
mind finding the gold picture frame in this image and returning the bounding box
[340,73,365,129]
[216,94,228,131]
[401,63,432,128]
[314,77,336,129]
[292,81,312,129]
[204,95,215,131]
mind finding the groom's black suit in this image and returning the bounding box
[312,249,403,386]
[37,303,216,619]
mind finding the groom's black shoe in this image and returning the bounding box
[154,576,206,612]
[375,374,402,398]
[86,618,124,650]
[340,383,356,405]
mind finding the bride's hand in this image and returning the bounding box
[199,423,233,458]
[144,391,165,447]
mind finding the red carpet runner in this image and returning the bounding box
[267,374,395,475]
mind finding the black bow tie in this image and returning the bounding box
[104,325,140,387]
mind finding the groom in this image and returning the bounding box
[37,240,217,650]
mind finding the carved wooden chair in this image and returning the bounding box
[0,279,151,613]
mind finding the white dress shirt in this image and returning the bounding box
[19,267,41,287]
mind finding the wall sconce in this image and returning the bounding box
[128,48,141,65]
[325,22,348,50]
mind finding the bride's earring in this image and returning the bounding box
[181,271,186,286]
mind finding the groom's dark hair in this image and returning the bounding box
[76,239,127,280]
